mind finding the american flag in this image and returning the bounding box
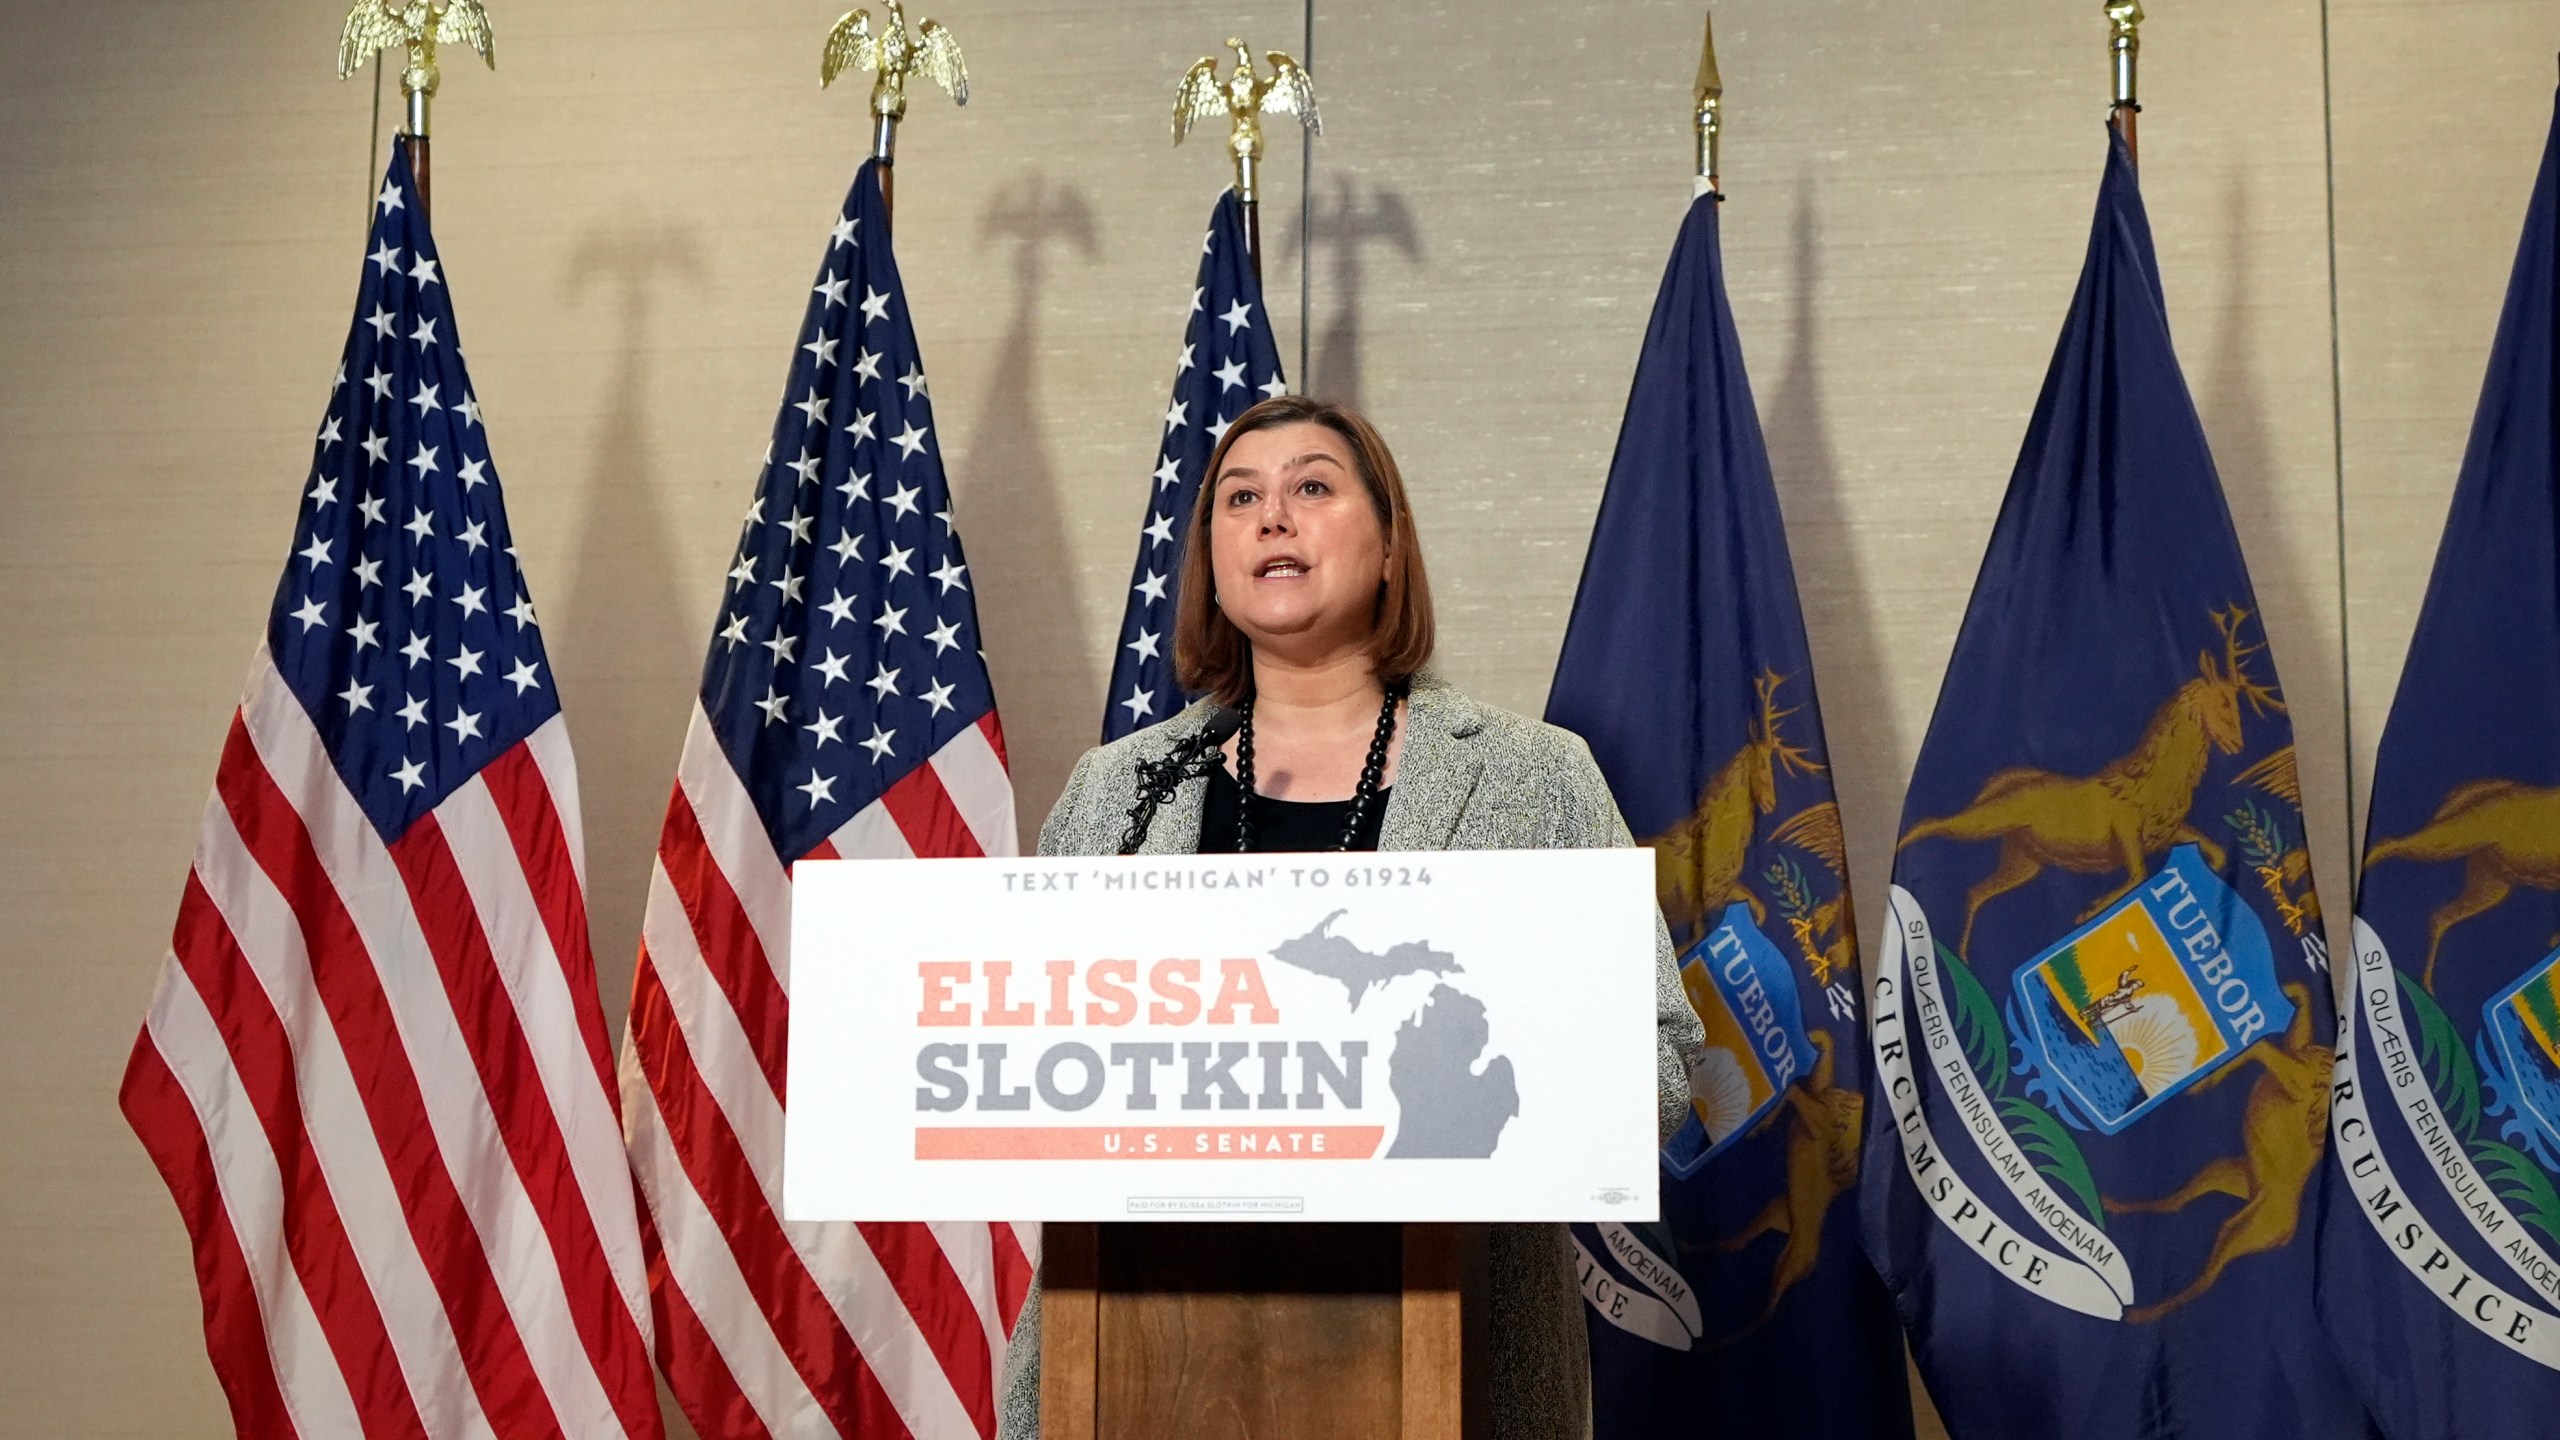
[118,147,665,1438]
[1100,189,1287,740]
[620,159,1028,1440]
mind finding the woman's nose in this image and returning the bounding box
[1256,495,1294,535]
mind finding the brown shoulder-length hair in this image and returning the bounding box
[1173,394,1435,706]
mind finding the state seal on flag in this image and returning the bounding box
[1669,901,1817,1173]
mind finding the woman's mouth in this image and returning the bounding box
[1255,557,1308,579]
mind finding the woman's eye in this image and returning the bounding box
[1224,488,1256,507]
[1298,478,1329,497]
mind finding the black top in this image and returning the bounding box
[1196,762,1390,854]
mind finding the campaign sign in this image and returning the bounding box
[782,849,1662,1222]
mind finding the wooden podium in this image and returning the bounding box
[1038,1221,1471,1440]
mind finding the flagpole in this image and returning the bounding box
[337,1,496,217]
[822,2,972,230]
[1694,12,1722,196]
[2107,0,2142,164]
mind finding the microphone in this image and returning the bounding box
[1117,706,1242,855]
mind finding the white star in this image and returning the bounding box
[1175,342,1197,374]
[805,710,844,747]
[367,305,397,340]
[357,494,386,526]
[457,456,487,491]
[768,568,806,602]
[1202,227,1216,254]
[818,590,860,627]
[448,645,484,680]
[718,613,751,650]
[761,629,800,665]
[814,270,849,307]
[838,470,872,503]
[1220,299,1253,334]
[400,631,432,665]
[794,388,829,425]
[407,444,439,477]
[401,569,434,604]
[454,582,488,619]
[741,496,766,526]
[890,421,929,459]
[298,535,334,569]
[787,451,824,485]
[364,365,395,402]
[1153,456,1183,491]
[885,482,921,519]
[859,287,891,325]
[1259,375,1289,398]
[349,616,381,652]
[410,317,438,348]
[784,508,815,544]
[924,616,962,655]
[829,213,858,249]
[899,364,928,399]
[1190,285,1205,313]
[504,658,541,695]
[457,393,482,427]
[796,770,839,805]
[853,348,883,384]
[1164,400,1188,432]
[397,694,429,731]
[369,240,403,274]
[504,593,537,628]
[317,416,343,447]
[353,556,383,589]
[1134,569,1168,604]
[1126,627,1161,661]
[1120,686,1156,722]
[408,254,440,288]
[338,679,374,714]
[872,604,908,639]
[1143,512,1175,549]
[391,756,426,792]
[922,679,957,716]
[859,723,897,763]
[755,686,792,725]
[404,509,435,542]
[804,332,840,368]
[829,530,865,564]
[881,543,915,580]
[846,409,878,444]
[457,519,486,554]
[930,556,969,593]
[813,649,852,686]
[1208,413,1236,444]
[361,430,391,465]
[376,179,405,213]
[1213,358,1247,392]
[445,708,484,743]
[290,596,327,632]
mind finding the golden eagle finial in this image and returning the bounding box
[823,1,969,119]
[336,0,493,130]
[1173,39,1320,203]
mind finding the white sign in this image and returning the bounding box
[782,849,1662,1223]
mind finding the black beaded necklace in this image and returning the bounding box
[1230,679,1407,853]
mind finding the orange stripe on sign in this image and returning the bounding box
[916,1127,1385,1160]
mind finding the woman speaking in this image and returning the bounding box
[1000,395,1703,1439]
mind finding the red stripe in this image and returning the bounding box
[880,763,982,860]
[990,1227,1034,1337]
[165,874,432,1439]
[388,811,664,1440]
[641,1212,772,1440]
[657,795,791,1099]
[479,745,618,1104]
[121,1033,309,1440]
[855,1223,997,1438]
[214,721,564,1438]
[627,953,912,1439]
[975,712,1009,771]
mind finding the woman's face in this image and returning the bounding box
[1206,420,1391,664]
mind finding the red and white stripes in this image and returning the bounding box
[122,651,664,1440]
[623,705,1034,1439]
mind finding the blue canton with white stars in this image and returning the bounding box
[702,160,996,861]
[1101,189,1287,741]
[271,146,556,842]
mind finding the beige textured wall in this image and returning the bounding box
[0,2,2549,1437]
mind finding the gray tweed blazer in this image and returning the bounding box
[996,676,1704,1440]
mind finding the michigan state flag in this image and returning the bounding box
[1860,130,2372,1436]
[1546,188,1911,1438]
[2319,91,2560,1436]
